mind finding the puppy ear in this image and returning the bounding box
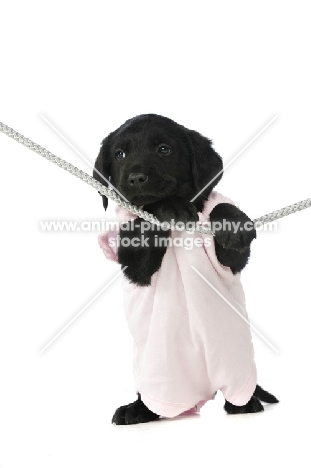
[187,129,223,199]
[93,136,111,210]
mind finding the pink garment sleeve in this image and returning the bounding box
[98,206,138,263]
[98,229,119,263]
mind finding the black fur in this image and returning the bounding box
[224,385,279,414]
[224,396,264,414]
[253,384,279,404]
[94,114,278,422]
[93,114,222,212]
[112,393,160,425]
[117,218,169,286]
[209,202,257,274]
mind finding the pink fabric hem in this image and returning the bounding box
[180,398,210,415]
[140,393,209,418]
[225,361,257,406]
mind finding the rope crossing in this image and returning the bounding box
[1,121,311,235]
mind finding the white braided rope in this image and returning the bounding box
[253,198,311,226]
[1,121,311,234]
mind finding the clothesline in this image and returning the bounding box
[1,121,311,235]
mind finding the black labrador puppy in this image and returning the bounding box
[94,114,278,424]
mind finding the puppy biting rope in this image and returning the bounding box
[1,121,311,234]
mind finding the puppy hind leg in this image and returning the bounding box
[254,384,279,404]
[112,394,160,425]
[224,396,264,414]
[224,383,279,414]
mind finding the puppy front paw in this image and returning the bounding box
[145,196,199,225]
[118,219,169,286]
[210,203,256,252]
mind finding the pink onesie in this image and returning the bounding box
[98,191,257,417]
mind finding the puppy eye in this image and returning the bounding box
[115,149,126,160]
[158,145,172,155]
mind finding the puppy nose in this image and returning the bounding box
[128,173,148,187]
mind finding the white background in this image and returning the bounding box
[1,1,311,467]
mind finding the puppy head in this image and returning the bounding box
[93,114,223,210]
